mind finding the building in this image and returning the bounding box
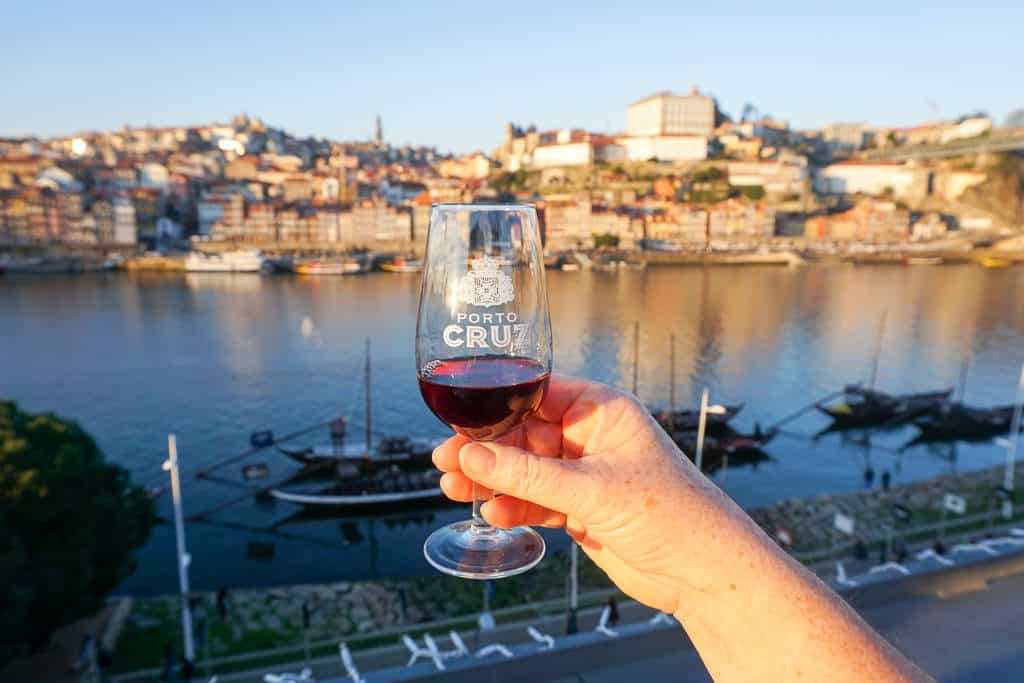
[435,153,492,179]
[822,123,866,153]
[804,200,910,241]
[940,116,993,143]
[727,158,808,196]
[626,90,716,137]
[617,134,707,162]
[813,161,924,198]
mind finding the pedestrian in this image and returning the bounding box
[216,586,230,622]
[881,470,891,491]
[160,644,176,682]
[607,596,620,627]
[864,465,875,489]
[97,648,112,683]
[192,597,208,652]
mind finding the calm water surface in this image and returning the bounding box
[3,265,1023,594]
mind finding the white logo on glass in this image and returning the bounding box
[457,256,514,308]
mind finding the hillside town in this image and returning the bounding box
[2,91,1023,259]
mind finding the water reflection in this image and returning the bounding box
[2,264,1023,592]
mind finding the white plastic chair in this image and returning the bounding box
[527,626,555,650]
[264,669,313,683]
[422,633,447,671]
[338,643,366,683]
[868,562,910,576]
[914,549,954,566]
[402,634,433,668]
[595,606,619,638]
[834,561,858,587]
[981,536,1024,550]
[475,643,514,659]
[448,631,470,658]
[951,543,998,557]
[649,612,674,626]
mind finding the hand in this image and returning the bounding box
[433,375,929,681]
[432,374,724,614]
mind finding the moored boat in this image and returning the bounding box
[653,403,744,432]
[912,402,1020,441]
[184,249,265,273]
[818,386,953,428]
[979,256,1012,268]
[276,435,441,470]
[380,257,422,273]
[269,467,443,508]
[293,259,363,275]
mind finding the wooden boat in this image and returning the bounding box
[979,256,1012,268]
[276,435,440,470]
[912,403,1020,441]
[653,403,744,432]
[667,426,776,473]
[269,467,442,508]
[903,256,943,266]
[818,386,952,428]
[294,259,363,275]
[380,257,422,273]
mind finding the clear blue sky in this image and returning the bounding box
[3,1,1021,154]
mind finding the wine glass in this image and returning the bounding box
[416,203,552,579]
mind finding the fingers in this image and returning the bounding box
[432,434,471,472]
[439,472,492,502]
[458,441,594,515]
[536,374,592,425]
[481,496,566,528]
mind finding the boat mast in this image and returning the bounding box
[365,337,371,459]
[867,311,887,391]
[957,355,970,401]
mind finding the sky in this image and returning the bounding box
[3,1,1022,154]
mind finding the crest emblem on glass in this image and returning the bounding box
[416,204,552,579]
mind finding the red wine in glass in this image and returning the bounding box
[419,356,550,441]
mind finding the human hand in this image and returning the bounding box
[431,374,730,614]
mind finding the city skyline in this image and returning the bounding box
[3,1,1022,153]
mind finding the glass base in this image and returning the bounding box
[423,520,545,579]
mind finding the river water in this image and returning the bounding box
[3,265,1023,594]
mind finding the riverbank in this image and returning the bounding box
[107,460,1021,674]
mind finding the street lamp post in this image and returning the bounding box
[1002,364,1024,501]
[164,434,195,666]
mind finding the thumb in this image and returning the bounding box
[459,442,593,516]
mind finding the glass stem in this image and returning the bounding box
[471,482,490,532]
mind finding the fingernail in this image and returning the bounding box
[460,443,496,475]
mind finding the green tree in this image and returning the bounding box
[737,185,766,200]
[592,233,620,248]
[0,401,157,664]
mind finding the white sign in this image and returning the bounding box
[944,494,966,515]
[833,512,855,536]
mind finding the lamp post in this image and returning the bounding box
[164,434,195,666]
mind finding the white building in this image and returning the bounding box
[532,141,595,168]
[940,116,993,143]
[617,134,707,162]
[727,158,808,195]
[112,196,137,244]
[626,90,716,137]
[813,162,918,197]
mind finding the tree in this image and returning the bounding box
[0,402,157,665]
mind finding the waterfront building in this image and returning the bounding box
[804,200,910,241]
